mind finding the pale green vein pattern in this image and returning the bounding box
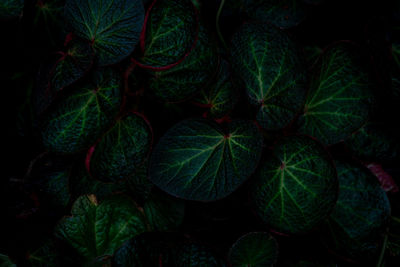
[149,119,263,201]
[252,135,337,234]
[299,42,373,145]
[231,22,306,130]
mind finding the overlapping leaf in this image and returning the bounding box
[299,42,373,145]
[55,194,148,264]
[251,135,338,234]
[137,0,198,69]
[65,0,144,66]
[89,113,152,182]
[0,0,23,19]
[229,232,278,267]
[149,119,263,201]
[41,68,121,154]
[231,22,307,130]
[148,22,218,102]
[321,161,391,260]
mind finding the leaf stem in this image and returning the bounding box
[216,0,228,51]
[377,232,388,267]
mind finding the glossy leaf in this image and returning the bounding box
[321,161,391,259]
[0,0,23,19]
[137,0,197,69]
[229,232,278,267]
[149,119,263,201]
[195,60,239,118]
[299,43,373,145]
[65,0,144,66]
[55,194,148,263]
[231,22,307,130]
[90,113,152,182]
[148,22,218,102]
[41,68,121,154]
[251,135,338,235]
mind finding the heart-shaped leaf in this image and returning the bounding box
[231,22,307,130]
[41,68,121,154]
[65,0,144,66]
[0,0,23,19]
[55,194,148,264]
[320,161,391,260]
[148,22,218,102]
[136,0,198,70]
[229,232,278,267]
[299,42,373,145]
[149,119,263,201]
[89,112,153,182]
[251,135,338,235]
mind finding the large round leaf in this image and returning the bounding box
[299,42,373,145]
[229,232,278,267]
[231,22,307,130]
[148,22,218,102]
[41,68,121,154]
[321,161,391,260]
[137,0,197,69]
[55,194,148,264]
[89,112,152,182]
[251,135,338,235]
[149,119,263,201]
[64,0,144,66]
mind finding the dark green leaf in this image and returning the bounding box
[41,68,121,154]
[148,22,218,102]
[65,0,144,66]
[0,254,16,267]
[229,232,278,267]
[149,119,263,201]
[55,194,148,264]
[251,135,338,234]
[321,161,391,260]
[231,22,307,130]
[299,42,373,145]
[27,239,59,267]
[0,0,23,19]
[175,243,226,267]
[90,113,152,182]
[137,0,197,69]
[387,216,400,257]
[126,159,153,203]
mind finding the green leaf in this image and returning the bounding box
[321,161,391,260]
[144,191,185,231]
[299,42,373,145]
[195,60,239,119]
[176,243,226,266]
[149,119,263,201]
[0,254,16,267]
[251,135,338,235]
[90,113,152,182]
[41,68,121,154]
[0,0,23,19]
[387,216,400,257]
[65,0,144,66]
[51,38,93,92]
[137,0,197,69]
[126,159,153,203]
[55,194,148,264]
[148,22,218,102]
[230,22,307,130]
[228,232,278,267]
[245,0,309,29]
[27,239,59,267]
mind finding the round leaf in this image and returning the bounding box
[41,68,121,154]
[231,22,307,130]
[65,0,144,66]
[90,113,153,182]
[229,232,278,267]
[299,42,373,145]
[251,135,338,235]
[149,119,263,201]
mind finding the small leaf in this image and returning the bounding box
[299,42,373,145]
[55,194,148,264]
[41,68,121,154]
[229,232,278,267]
[149,119,263,201]
[90,112,153,182]
[0,0,23,19]
[231,22,307,130]
[65,0,144,66]
[251,135,338,234]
